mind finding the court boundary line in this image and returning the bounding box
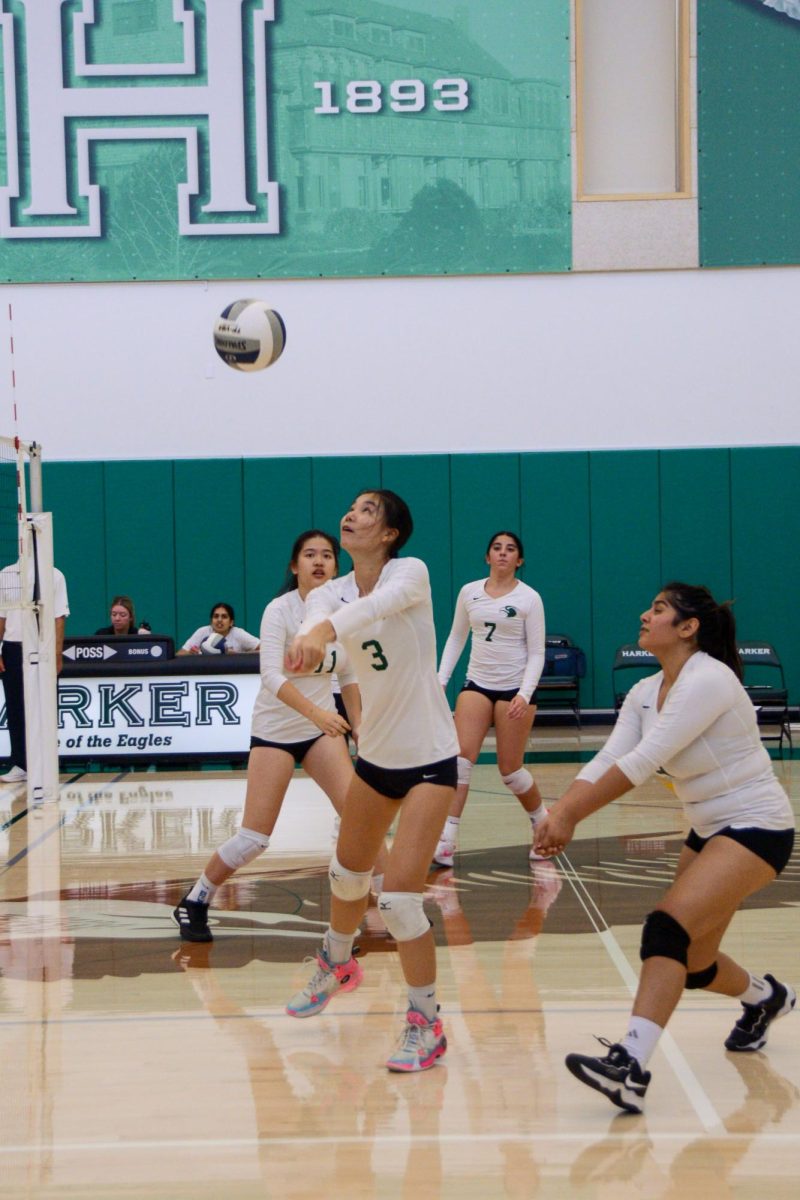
[0,1001,756,1030]
[0,771,125,875]
[558,850,724,1133]
[1,1129,798,1156]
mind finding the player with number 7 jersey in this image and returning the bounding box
[434,531,547,869]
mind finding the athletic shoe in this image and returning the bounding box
[529,859,563,912]
[724,974,796,1052]
[432,838,455,869]
[172,893,213,943]
[425,868,462,918]
[0,765,26,783]
[529,804,549,861]
[386,1007,447,1072]
[565,1039,651,1113]
[285,948,363,1018]
[171,943,212,970]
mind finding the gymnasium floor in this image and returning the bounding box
[1,731,798,1199]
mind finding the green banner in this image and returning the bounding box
[698,0,800,267]
[0,0,571,282]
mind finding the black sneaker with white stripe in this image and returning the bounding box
[724,974,796,1052]
[565,1040,651,1113]
[172,893,213,943]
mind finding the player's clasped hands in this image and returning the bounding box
[285,621,335,673]
[533,805,575,858]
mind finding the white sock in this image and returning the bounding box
[187,873,217,905]
[324,927,355,965]
[442,816,460,841]
[621,1016,663,1068]
[528,803,546,828]
[408,983,437,1023]
[736,973,773,1006]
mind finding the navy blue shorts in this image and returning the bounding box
[685,826,795,875]
[461,679,537,705]
[355,755,458,800]
[250,734,322,766]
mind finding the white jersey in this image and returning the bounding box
[578,651,794,838]
[300,557,458,770]
[251,590,355,744]
[181,624,259,653]
[0,562,70,641]
[437,578,545,698]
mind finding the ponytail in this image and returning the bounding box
[662,582,742,681]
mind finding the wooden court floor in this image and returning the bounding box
[1,739,798,1199]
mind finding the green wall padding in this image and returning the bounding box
[698,0,800,266]
[173,460,247,644]
[243,457,314,618]
[588,452,661,706]
[44,446,800,709]
[730,446,800,702]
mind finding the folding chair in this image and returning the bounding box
[611,643,659,712]
[737,641,793,757]
[537,634,587,728]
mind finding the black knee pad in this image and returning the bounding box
[685,962,718,990]
[640,910,690,965]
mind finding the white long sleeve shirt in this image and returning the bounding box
[437,579,545,698]
[300,557,458,769]
[578,651,794,837]
[250,590,354,744]
[181,624,259,654]
[0,562,70,640]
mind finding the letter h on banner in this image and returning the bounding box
[0,0,279,238]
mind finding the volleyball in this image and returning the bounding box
[212,300,286,372]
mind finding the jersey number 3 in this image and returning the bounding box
[361,639,389,671]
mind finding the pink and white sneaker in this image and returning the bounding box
[432,837,456,868]
[285,949,363,1018]
[386,1008,447,1072]
[529,805,550,861]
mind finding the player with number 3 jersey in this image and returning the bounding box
[284,490,457,1073]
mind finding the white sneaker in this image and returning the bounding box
[432,837,455,868]
[529,860,563,911]
[529,805,549,861]
[0,766,26,783]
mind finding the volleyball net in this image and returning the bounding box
[0,436,59,803]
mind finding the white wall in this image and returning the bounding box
[2,264,798,461]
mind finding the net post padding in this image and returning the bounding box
[22,513,59,805]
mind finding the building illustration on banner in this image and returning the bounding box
[0,0,571,280]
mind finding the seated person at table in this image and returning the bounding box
[95,595,150,636]
[177,602,259,655]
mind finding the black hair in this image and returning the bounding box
[485,530,524,561]
[209,602,235,623]
[661,581,742,680]
[355,489,413,557]
[279,529,341,594]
